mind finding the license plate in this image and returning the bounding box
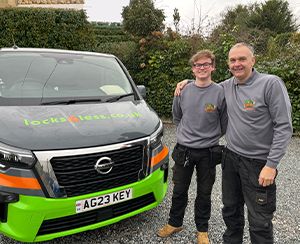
[75,188,133,213]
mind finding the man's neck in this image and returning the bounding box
[195,79,212,87]
[236,77,249,84]
[236,70,254,84]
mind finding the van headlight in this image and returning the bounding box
[0,142,36,169]
[150,120,164,150]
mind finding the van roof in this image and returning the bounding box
[0,47,115,58]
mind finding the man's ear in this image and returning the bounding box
[252,56,256,66]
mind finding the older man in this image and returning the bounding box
[175,43,293,243]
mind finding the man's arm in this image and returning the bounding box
[259,77,293,187]
[219,97,228,136]
[174,79,190,96]
[172,96,182,126]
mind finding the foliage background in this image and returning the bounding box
[0,3,299,132]
[0,8,96,50]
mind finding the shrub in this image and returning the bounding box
[0,8,96,51]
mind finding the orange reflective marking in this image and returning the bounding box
[151,146,169,167]
[0,173,41,190]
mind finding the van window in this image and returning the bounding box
[0,52,134,105]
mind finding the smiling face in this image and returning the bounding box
[192,57,215,82]
[228,45,256,83]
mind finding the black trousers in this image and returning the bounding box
[168,147,216,232]
[222,148,276,244]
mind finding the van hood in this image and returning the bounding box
[0,101,160,150]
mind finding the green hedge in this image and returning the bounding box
[0,8,96,51]
[129,38,192,118]
[91,22,132,45]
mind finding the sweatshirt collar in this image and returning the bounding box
[193,80,214,89]
[233,68,258,86]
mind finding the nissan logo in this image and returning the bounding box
[94,157,114,174]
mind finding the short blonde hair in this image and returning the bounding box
[189,50,215,67]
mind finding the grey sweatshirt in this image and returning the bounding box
[173,82,227,149]
[221,69,293,168]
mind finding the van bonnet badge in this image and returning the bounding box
[95,157,114,174]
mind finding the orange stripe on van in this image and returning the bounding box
[151,146,169,167]
[0,173,41,190]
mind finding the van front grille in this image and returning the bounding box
[37,193,155,236]
[50,145,144,197]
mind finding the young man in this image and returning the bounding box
[157,50,227,244]
[175,43,293,243]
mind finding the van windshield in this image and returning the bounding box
[0,51,135,106]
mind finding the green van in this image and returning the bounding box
[0,48,169,242]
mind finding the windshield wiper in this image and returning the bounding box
[104,93,135,103]
[41,98,103,105]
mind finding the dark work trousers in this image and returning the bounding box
[168,147,216,232]
[222,148,276,244]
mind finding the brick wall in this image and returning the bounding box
[0,0,17,7]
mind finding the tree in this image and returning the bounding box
[173,8,180,33]
[121,0,165,37]
[209,0,298,54]
[210,4,250,38]
[247,0,298,34]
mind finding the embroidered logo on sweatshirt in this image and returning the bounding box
[204,103,216,112]
[244,99,255,111]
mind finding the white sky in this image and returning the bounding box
[84,0,300,30]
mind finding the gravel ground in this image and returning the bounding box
[1,123,299,244]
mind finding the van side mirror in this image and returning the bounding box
[137,85,146,99]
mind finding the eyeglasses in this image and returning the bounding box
[192,62,212,69]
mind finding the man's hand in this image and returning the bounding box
[258,166,277,187]
[174,79,189,96]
